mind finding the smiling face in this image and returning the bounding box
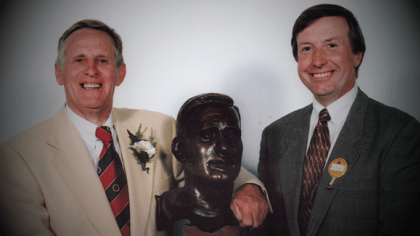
[297,16,363,107]
[55,28,126,121]
[184,105,242,184]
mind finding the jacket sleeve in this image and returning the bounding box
[378,117,420,235]
[0,143,54,236]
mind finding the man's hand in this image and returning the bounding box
[230,183,269,229]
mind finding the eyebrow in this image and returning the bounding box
[324,37,337,42]
[72,53,110,58]
[298,37,338,46]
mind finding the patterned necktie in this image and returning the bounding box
[96,126,130,236]
[298,108,331,235]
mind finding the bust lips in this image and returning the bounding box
[207,159,235,172]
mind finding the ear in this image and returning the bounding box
[353,52,363,68]
[171,137,187,163]
[116,63,126,86]
[55,64,64,86]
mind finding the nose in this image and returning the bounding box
[214,132,233,158]
[312,48,327,68]
[84,60,99,77]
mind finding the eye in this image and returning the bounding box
[75,58,84,63]
[197,129,215,142]
[328,43,336,48]
[226,128,240,138]
[301,46,311,52]
[298,46,312,54]
[97,59,108,64]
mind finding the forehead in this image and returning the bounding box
[63,28,116,56]
[195,105,240,127]
[297,16,350,42]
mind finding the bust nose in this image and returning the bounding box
[214,132,234,158]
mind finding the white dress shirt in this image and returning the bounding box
[66,106,123,169]
[307,85,358,167]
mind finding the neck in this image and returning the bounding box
[315,80,356,107]
[182,178,234,214]
[67,104,111,126]
[315,97,334,108]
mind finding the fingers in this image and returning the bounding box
[231,197,268,229]
[231,184,269,229]
[231,202,243,223]
[243,205,267,229]
[231,200,254,228]
[239,210,254,228]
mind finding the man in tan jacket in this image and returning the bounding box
[0,19,269,236]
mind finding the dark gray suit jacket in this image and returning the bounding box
[258,89,420,236]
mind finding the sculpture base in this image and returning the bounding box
[183,225,240,236]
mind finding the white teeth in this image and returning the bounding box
[313,72,332,78]
[82,84,101,89]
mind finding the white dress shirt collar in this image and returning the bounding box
[312,84,358,128]
[65,105,122,169]
[66,106,98,147]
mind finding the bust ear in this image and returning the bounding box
[172,137,187,163]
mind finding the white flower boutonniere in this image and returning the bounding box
[127,124,157,173]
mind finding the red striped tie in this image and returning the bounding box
[298,108,331,235]
[96,126,130,236]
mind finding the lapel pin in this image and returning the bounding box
[327,158,348,189]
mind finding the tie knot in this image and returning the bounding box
[319,108,331,122]
[96,126,112,143]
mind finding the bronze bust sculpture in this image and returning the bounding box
[157,93,243,234]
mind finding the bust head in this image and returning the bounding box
[173,93,242,185]
[159,93,243,232]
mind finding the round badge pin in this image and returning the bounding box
[327,158,348,189]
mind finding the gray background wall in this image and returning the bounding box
[1,0,419,175]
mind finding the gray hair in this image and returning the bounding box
[55,19,124,68]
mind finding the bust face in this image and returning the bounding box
[183,104,242,184]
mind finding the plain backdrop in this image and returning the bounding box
[1,0,419,175]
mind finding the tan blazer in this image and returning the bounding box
[0,106,265,236]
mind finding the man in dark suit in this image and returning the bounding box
[258,4,420,236]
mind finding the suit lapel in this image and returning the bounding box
[306,89,368,235]
[112,109,154,236]
[279,105,312,236]
[49,106,121,236]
